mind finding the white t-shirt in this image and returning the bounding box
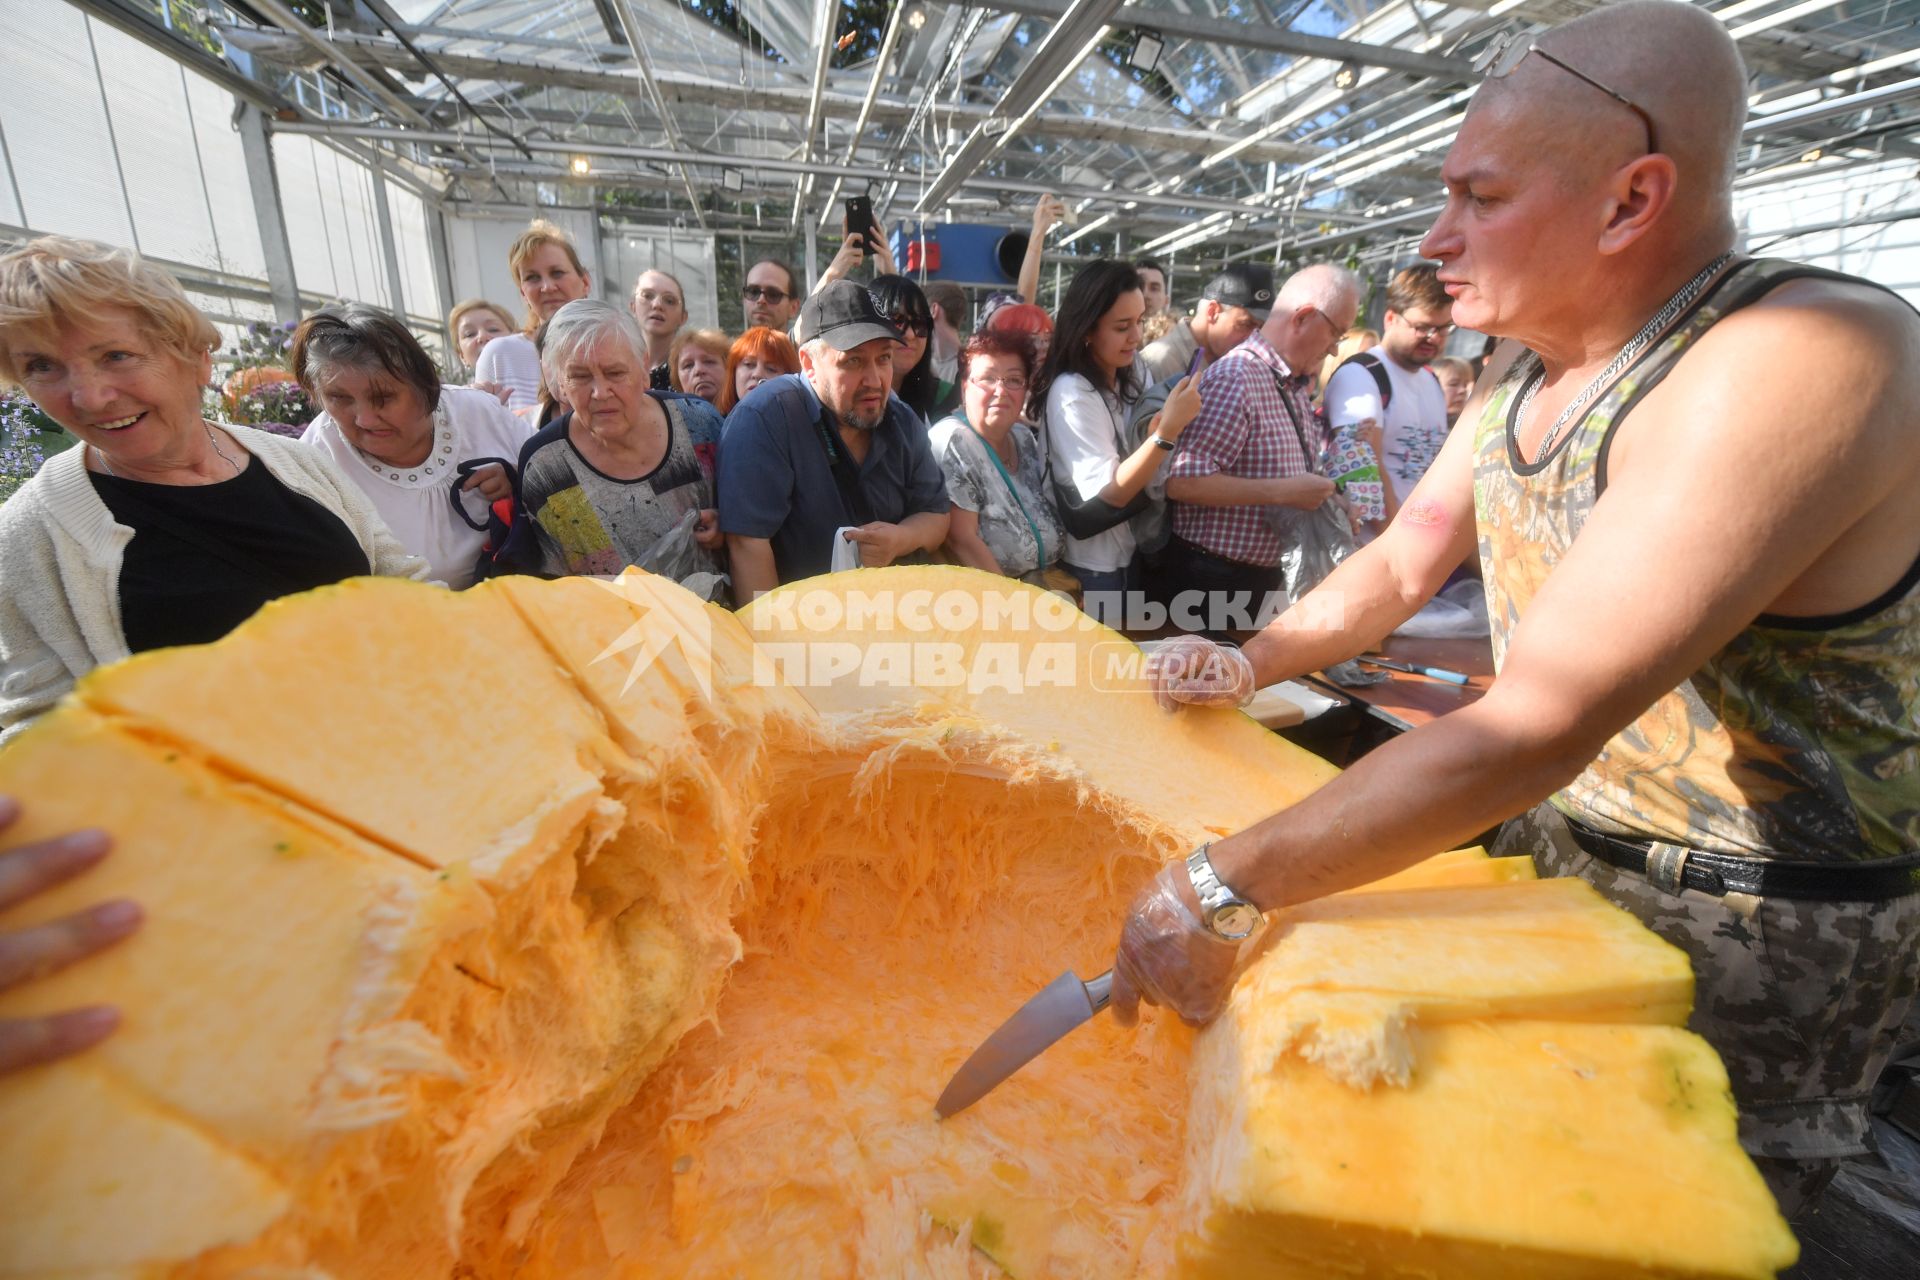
[473,333,543,415]
[301,386,533,589]
[1324,344,1450,517]
[1045,371,1141,573]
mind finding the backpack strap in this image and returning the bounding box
[1345,351,1394,412]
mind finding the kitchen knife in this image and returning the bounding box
[935,969,1113,1119]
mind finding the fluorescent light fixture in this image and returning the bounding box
[1059,212,1115,245]
[1730,0,1847,41]
[723,168,743,192]
[1130,32,1163,73]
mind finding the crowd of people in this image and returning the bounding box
[2,1,1915,1233]
[0,199,1466,716]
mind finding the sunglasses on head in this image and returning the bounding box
[1476,30,1659,155]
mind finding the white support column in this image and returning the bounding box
[427,207,457,345]
[367,161,409,319]
[234,102,301,324]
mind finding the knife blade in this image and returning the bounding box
[935,969,1113,1119]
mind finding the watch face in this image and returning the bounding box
[1213,903,1261,939]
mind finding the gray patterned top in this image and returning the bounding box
[933,416,1064,578]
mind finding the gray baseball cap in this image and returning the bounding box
[796,280,906,350]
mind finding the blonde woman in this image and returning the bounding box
[476,220,593,413]
[447,298,515,375]
[0,236,428,738]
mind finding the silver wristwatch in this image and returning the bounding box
[1186,843,1261,940]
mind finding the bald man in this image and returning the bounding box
[1120,0,1920,1216]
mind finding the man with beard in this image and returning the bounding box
[719,281,950,600]
[1323,263,1453,537]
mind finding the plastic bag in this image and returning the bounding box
[636,509,728,602]
[1267,499,1383,687]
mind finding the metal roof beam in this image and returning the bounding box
[914,0,1130,212]
[606,0,709,229]
[321,29,1313,163]
[990,0,1472,80]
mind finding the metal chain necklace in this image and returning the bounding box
[93,420,243,479]
[1517,252,1734,461]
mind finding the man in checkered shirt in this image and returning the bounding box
[1159,264,1362,634]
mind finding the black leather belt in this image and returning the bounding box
[1563,818,1920,903]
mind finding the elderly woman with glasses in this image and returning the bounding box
[0,236,428,738]
[931,330,1065,585]
[514,299,726,596]
[295,304,532,589]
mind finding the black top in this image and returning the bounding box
[649,362,672,391]
[91,458,370,653]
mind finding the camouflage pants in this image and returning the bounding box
[1493,804,1920,1215]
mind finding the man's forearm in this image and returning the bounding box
[1210,692,1594,913]
[727,536,780,602]
[899,510,951,556]
[1240,538,1459,684]
[1166,473,1285,507]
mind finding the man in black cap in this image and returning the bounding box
[718,280,951,600]
[1140,263,1276,387]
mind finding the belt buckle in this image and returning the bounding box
[1645,842,1692,895]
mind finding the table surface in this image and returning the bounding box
[1318,635,1496,731]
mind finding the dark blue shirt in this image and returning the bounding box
[718,373,949,583]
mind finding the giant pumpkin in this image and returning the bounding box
[0,567,1795,1277]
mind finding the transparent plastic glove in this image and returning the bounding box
[1110,863,1247,1028]
[1147,634,1257,711]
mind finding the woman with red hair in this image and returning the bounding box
[720,325,801,414]
[984,302,1054,368]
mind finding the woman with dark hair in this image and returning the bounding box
[1034,259,1198,602]
[932,329,1064,584]
[867,274,941,423]
[296,304,530,588]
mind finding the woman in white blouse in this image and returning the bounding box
[295,305,531,588]
[1033,260,1197,615]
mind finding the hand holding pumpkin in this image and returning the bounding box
[1148,635,1257,711]
[1109,862,1246,1028]
[0,797,142,1077]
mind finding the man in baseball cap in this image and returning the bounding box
[718,280,951,599]
[1141,262,1276,386]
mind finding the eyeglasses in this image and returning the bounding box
[1399,319,1455,340]
[742,285,791,305]
[1305,307,1341,340]
[1476,31,1658,155]
[968,373,1028,393]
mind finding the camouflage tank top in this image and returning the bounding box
[1474,257,1920,864]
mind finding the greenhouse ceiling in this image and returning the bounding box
[78,0,1920,261]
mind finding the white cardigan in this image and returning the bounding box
[0,427,432,740]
